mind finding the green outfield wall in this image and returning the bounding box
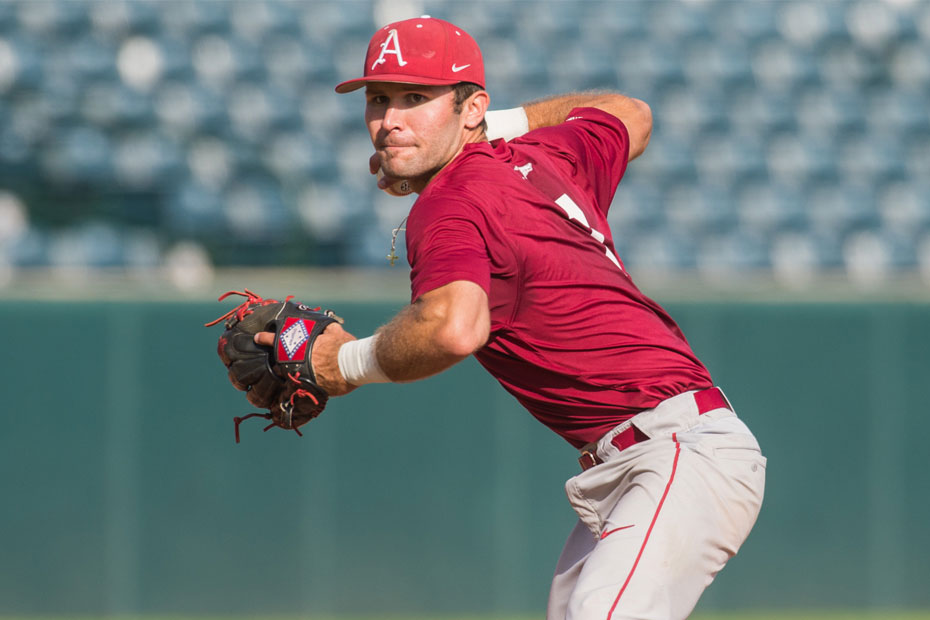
[1,299,929,615]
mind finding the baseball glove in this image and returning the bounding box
[205,289,343,442]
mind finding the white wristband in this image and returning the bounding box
[485,107,529,141]
[337,335,391,386]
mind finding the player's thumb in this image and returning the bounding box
[254,331,274,347]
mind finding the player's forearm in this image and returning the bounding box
[521,91,643,129]
[373,302,474,382]
[488,91,652,160]
[338,281,490,385]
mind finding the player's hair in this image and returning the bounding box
[453,82,489,133]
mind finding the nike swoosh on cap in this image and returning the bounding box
[451,64,471,73]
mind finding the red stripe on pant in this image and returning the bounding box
[606,433,681,619]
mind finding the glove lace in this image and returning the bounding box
[204,289,295,327]
[287,371,321,407]
[233,412,305,443]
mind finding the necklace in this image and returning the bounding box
[387,216,408,266]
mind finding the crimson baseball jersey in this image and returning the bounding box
[406,107,712,448]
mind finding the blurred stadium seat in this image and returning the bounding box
[0,0,927,285]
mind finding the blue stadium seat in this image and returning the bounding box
[695,228,771,274]
[548,41,617,92]
[616,39,686,90]
[295,181,357,243]
[41,125,113,184]
[817,40,881,92]
[263,34,332,91]
[682,39,753,91]
[616,229,697,272]
[300,1,372,43]
[769,230,833,280]
[579,0,648,40]
[736,181,807,235]
[514,0,581,41]
[693,133,756,187]
[837,134,906,186]
[157,0,228,37]
[634,135,697,184]
[111,129,184,190]
[727,87,797,138]
[154,80,228,136]
[48,222,125,268]
[446,0,518,40]
[166,179,227,236]
[750,38,819,93]
[229,0,300,42]
[866,90,930,137]
[903,133,930,180]
[222,178,293,240]
[712,0,777,43]
[889,40,930,91]
[88,0,160,38]
[795,87,865,140]
[647,1,712,45]
[842,229,917,283]
[877,181,930,236]
[806,180,881,238]
[765,133,838,186]
[16,0,86,39]
[663,182,739,237]
[608,179,664,236]
[264,130,336,183]
[3,226,47,267]
[79,82,153,129]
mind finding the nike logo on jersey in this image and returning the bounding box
[451,63,471,73]
[566,116,582,121]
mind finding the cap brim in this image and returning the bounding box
[334,74,466,94]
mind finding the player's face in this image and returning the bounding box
[365,82,465,184]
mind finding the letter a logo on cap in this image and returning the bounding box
[371,29,407,70]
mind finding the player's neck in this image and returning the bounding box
[411,128,487,194]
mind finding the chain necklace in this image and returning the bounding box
[387,216,408,266]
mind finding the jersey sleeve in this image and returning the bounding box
[406,197,492,302]
[518,107,630,215]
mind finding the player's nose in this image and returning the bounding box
[381,103,404,131]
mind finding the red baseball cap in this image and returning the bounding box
[334,16,485,94]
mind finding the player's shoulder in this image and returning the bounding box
[413,147,516,218]
[430,143,518,191]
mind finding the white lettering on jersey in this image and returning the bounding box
[514,162,533,179]
[554,194,623,270]
[371,29,407,70]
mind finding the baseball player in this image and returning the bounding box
[258,16,765,620]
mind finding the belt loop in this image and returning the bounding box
[579,450,601,471]
[693,387,731,415]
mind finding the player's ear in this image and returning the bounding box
[462,90,489,131]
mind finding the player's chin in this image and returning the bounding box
[380,159,418,180]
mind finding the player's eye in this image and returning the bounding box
[407,93,427,104]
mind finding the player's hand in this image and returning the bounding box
[369,152,413,196]
[254,322,358,396]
